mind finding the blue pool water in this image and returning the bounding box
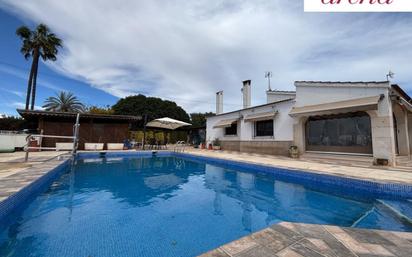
[1,154,412,257]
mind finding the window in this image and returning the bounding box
[305,112,372,154]
[255,120,273,137]
[225,123,237,136]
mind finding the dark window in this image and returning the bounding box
[255,120,273,137]
[225,123,237,135]
[305,112,372,154]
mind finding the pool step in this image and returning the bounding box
[350,207,376,228]
[378,199,412,223]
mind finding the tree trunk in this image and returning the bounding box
[25,55,36,110]
[30,48,40,110]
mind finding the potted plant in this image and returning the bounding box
[212,138,221,150]
[289,145,299,158]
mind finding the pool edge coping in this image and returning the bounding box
[0,158,71,226]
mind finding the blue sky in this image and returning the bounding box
[0,1,411,116]
[0,9,117,115]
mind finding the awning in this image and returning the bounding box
[244,111,278,122]
[289,95,383,117]
[146,117,191,130]
[213,118,239,128]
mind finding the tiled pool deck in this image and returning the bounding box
[1,149,412,257]
[184,149,412,184]
[0,151,69,202]
[199,222,412,257]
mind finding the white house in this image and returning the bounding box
[206,80,412,166]
[207,80,296,156]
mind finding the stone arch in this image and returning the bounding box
[392,103,410,156]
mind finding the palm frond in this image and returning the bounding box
[42,91,85,112]
[16,26,31,39]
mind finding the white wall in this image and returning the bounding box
[206,112,241,143]
[0,134,28,152]
[295,82,390,107]
[266,91,296,104]
[206,100,295,145]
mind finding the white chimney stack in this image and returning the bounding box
[216,91,223,114]
[241,80,251,109]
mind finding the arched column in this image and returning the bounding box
[392,104,410,156]
[366,110,396,165]
[409,113,412,157]
[292,116,307,153]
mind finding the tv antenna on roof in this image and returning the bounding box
[265,71,272,91]
[386,70,395,81]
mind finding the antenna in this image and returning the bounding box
[265,71,272,91]
[386,70,395,81]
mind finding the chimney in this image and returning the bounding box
[241,80,251,109]
[216,91,223,114]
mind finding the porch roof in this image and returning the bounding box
[213,118,239,128]
[289,95,384,117]
[244,111,278,122]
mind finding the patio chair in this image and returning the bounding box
[84,143,104,151]
[107,143,124,150]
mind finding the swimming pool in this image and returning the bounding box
[0,152,411,257]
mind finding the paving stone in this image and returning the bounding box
[252,228,284,245]
[235,245,274,257]
[270,223,304,241]
[251,226,302,253]
[343,228,395,245]
[199,222,412,257]
[391,231,412,242]
[320,235,359,257]
[361,243,395,256]
[300,237,348,257]
[289,241,328,257]
[293,223,331,240]
[0,158,66,202]
[221,236,258,256]
[276,248,305,257]
[198,249,230,257]
[384,245,412,257]
[384,232,412,248]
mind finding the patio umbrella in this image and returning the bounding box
[146,117,192,130]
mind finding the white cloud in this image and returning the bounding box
[9,101,43,110]
[0,64,63,91]
[0,88,24,98]
[1,1,412,113]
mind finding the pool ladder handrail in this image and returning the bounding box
[174,141,186,152]
[24,113,80,162]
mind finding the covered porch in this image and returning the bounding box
[289,93,412,166]
[289,89,412,167]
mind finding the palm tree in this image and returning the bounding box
[42,91,85,112]
[16,24,62,110]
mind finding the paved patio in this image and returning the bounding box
[0,151,69,201]
[185,149,412,185]
[199,222,412,257]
